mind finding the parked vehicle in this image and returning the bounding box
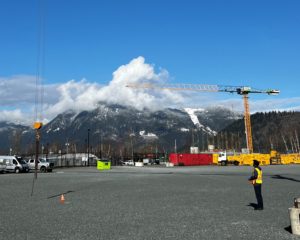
[0,156,29,173]
[123,160,134,166]
[142,158,150,165]
[216,152,239,166]
[0,159,6,173]
[27,158,54,173]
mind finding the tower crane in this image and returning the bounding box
[126,83,280,153]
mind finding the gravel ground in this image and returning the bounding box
[0,165,300,240]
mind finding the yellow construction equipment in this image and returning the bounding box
[127,83,279,153]
[281,153,300,165]
[227,152,272,166]
[226,150,300,166]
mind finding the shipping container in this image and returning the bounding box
[169,153,213,166]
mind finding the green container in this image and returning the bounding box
[97,160,111,170]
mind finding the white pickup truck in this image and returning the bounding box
[27,158,54,173]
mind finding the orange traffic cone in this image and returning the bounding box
[60,194,65,204]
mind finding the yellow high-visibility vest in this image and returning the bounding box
[254,168,263,184]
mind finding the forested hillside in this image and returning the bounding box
[218,111,300,153]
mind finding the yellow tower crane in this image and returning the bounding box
[126,83,279,153]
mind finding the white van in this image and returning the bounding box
[0,156,29,173]
[0,159,5,173]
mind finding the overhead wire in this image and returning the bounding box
[34,0,46,123]
[32,0,46,196]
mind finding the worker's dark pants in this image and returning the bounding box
[254,184,263,208]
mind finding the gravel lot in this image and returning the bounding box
[1,165,300,240]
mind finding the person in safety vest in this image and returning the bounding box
[248,160,264,210]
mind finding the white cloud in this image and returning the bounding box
[0,75,58,106]
[46,56,185,117]
[95,56,182,109]
[0,56,299,125]
[249,97,300,113]
[0,109,25,123]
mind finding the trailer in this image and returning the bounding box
[169,153,213,166]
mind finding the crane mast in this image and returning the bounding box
[126,83,279,153]
[243,95,252,152]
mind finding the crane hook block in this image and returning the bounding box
[33,122,43,129]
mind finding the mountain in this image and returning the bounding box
[2,104,299,157]
[0,122,31,154]
[0,103,240,156]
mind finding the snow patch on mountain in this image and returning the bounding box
[139,130,158,139]
[180,128,190,132]
[184,108,204,126]
[184,108,217,135]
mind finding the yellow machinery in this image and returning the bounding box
[226,150,300,166]
[227,153,271,166]
[281,154,300,165]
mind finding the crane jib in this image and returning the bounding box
[126,83,279,96]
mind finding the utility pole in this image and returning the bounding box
[87,129,90,166]
[295,130,300,153]
[46,142,49,160]
[99,133,102,159]
[191,129,194,146]
[175,139,178,165]
[65,141,70,155]
[130,136,134,161]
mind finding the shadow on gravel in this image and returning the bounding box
[47,190,74,199]
[271,175,300,182]
[247,203,258,209]
[284,225,292,234]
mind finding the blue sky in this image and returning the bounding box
[0,0,299,124]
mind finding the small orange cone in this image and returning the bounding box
[60,194,65,204]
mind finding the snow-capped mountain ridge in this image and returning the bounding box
[0,103,241,153]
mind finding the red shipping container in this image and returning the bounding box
[169,153,213,166]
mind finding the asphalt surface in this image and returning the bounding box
[1,165,300,240]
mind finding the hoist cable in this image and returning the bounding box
[32,0,46,196]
